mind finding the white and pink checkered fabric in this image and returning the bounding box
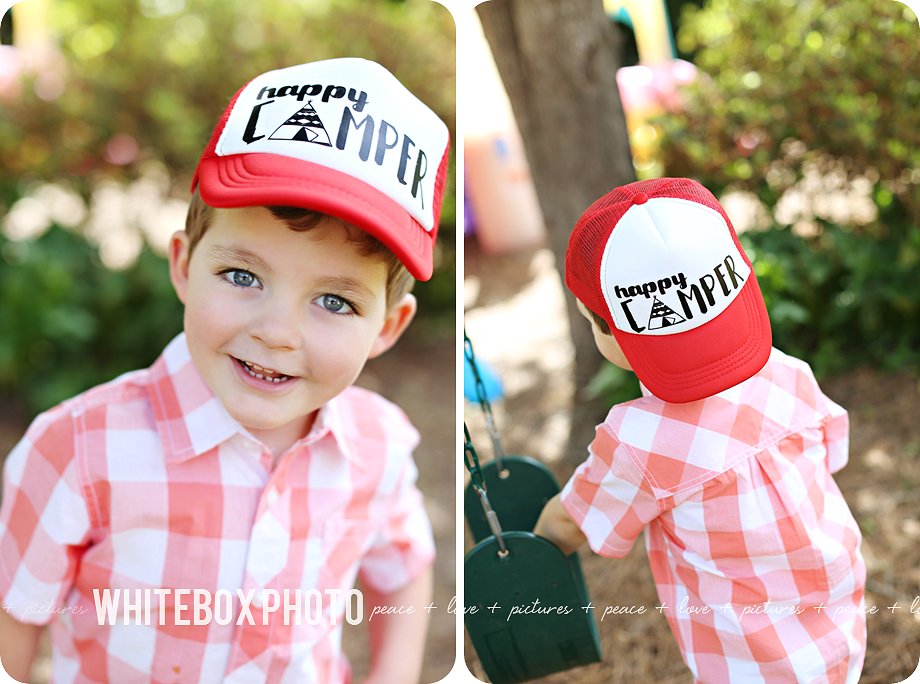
[562,348,866,684]
[0,334,434,684]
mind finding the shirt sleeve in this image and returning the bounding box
[0,406,92,624]
[357,412,435,595]
[822,395,850,474]
[560,420,662,558]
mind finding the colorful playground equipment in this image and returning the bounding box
[605,0,698,176]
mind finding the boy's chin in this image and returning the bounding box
[230,411,316,432]
[230,407,318,435]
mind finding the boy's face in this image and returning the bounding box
[576,299,633,371]
[169,206,415,444]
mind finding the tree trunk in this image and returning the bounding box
[476,0,636,474]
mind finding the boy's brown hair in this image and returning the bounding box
[185,189,415,311]
[584,303,612,336]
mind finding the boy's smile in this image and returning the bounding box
[169,206,415,456]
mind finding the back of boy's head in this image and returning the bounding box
[188,57,450,289]
[565,177,772,404]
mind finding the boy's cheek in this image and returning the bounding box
[308,333,374,382]
[184,286,238,330]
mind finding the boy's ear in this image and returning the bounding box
[367,293,417,359]
[168,230,191,305]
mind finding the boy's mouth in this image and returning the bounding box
[235,358,293,383]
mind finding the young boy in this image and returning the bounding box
[534,178,866,683]
[0,58,450,684]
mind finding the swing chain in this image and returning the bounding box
[464,423,487,494]
[465,423,508,557]
[477,489,509,557]
[463,331,507,475]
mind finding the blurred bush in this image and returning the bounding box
[0,225,184,415]
[0,0,455,181]
[0,0,455,418]
[656,0,920,377]
[740,197,920,376]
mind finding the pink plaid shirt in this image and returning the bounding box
[0,334,434,684]
[562,348,866,684]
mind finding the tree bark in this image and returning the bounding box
[476,0,636,474]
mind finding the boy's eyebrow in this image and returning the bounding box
[314,276,379,304]
[208,247,379,303]
[209,245,272,273]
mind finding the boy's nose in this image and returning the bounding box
[247,298,303,351]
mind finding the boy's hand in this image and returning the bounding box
[533,493,588,556]
[360,565,433,684]
[0,606,43,683]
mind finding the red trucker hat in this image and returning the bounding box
[192,58,451,281]
[565,177,772,403]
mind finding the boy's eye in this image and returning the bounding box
[316,294,355,315]
[223,270,261,288]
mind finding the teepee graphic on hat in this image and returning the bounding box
[647,296,686,330]
[269,101,333,146]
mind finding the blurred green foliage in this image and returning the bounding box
[0,226,184,414]
[0,0,456,418]
[656,0,920,377]
[739,196,920,376]
[0,0,455,182]
[660,0,918,191]
[593,0,919,405]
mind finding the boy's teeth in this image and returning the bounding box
[240,359,290,382]
[244,360,275,373]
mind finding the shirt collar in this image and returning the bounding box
[294,394,362,468]
[148,333,360,467]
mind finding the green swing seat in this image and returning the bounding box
[464,455,593,600]
[464,459,601,683]
[463,333,600,682]
[465,532,602,684]
[464,455,561,543]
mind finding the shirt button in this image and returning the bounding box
[266,488,279,507]
[251,591,263,608]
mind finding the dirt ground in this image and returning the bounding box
[0,328,456,684]
[463,238,920,684]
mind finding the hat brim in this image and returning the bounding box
[614,276,772,403]
[196,153,435,281]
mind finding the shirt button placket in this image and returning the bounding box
[226,467,290,684]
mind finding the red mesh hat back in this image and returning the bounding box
[566,178,772,403]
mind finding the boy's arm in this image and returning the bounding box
[0,608,42,683]
[533,493,588,556]
[360,565,433,684]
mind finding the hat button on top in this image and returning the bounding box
[632,192,649,205]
